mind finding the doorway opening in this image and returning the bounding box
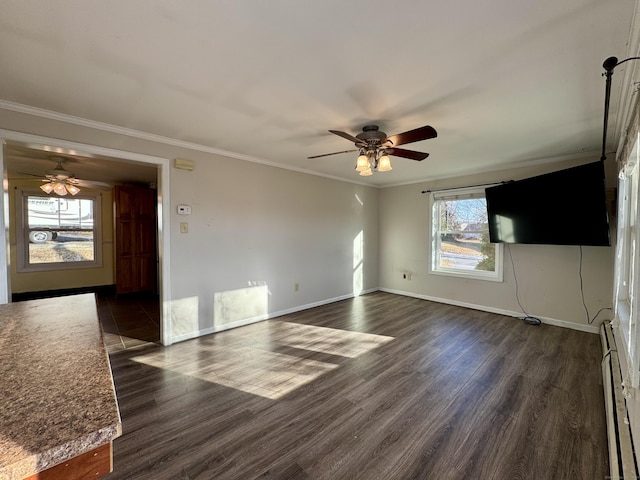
[0,130,172,346]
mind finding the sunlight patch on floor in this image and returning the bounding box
[131,322,394,399]
[132,345,337,399]
[264,321,394,358]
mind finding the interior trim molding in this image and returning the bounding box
[0,128,174,346]
[169,288,378,344]
[386,150,603,189]
[0,99,374,188]
[379,287,601,334]
[1,99,609,190]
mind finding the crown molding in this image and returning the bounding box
[382,150,603,189]
[0,100,375,188]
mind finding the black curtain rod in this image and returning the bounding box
[421,180,512,194]
[601,56,640,161]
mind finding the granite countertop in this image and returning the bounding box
[0,293,122,480]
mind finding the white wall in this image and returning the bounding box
[0,106,616,339]
[379,158,616,332]
[0,106,379,343]
[169,153,379,340]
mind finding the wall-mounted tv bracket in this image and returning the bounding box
[601,56,640,161]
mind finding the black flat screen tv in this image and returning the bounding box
[485,161,611,246]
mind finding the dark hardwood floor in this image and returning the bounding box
[97,291,160,353]
[105,291,608,480]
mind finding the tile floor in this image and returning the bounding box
[96,291,160,353]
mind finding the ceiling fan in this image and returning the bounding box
[308,124,437,176]
[40,157,82,195]
[15,156,112,194]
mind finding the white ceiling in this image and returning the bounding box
[0,1,638,187]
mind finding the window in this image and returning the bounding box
[617,150,638,323]
[430,187,503,281]
[614,135,640,387]
[15,189,102,272]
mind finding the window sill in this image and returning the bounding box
[430,268,503,282]
[18,261,103,273]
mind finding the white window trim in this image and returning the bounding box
[15,188,103,273]
[429,186,504,282]
[614,134,640,388]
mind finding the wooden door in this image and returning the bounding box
[115,186,157,294]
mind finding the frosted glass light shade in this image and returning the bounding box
[355,154,370,172]
[66,184,80,195]
[53,182,68,196]
[377,155,392,172]
[359,167,373,176]
[40,180,81,196]
[40,183,55,194]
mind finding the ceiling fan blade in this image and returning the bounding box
[307,149,358,159]
[385,125,437,147]
[16,170,112,189]
[329,130,367,146]
[387,148,430,161]
[16,172,43,178]
[75,179,112,189]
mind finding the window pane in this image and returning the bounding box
[26,195,95,264]
[28,231,95,264]
[438,198,488,233]
[432,189,501,281]
[26,196,94,230]
[436,198,493,271]
[437,232,494,271]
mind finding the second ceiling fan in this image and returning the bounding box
[15,156,112,195]
[308,124,437,176]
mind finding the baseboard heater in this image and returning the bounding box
[600,321,639,480]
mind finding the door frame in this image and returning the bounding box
[0,130,173,345]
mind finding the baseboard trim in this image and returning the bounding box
[170,288,379,344]
[378,288,600,334]
[12,285,116,302]
[170,286,600,343]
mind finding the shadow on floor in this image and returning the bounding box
[96,291,160,353]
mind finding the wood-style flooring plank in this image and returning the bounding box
[106,292,608,480]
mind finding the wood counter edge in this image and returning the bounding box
[22,442,114,480]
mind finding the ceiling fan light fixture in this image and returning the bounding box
[355,152,370,172]
[40,182,55,194]
[377,154,392,172]
[53,182,68,196]
[359,166,373,176]
[40,179,81,196]
[35,157,85,195]
[66,184,81,196]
